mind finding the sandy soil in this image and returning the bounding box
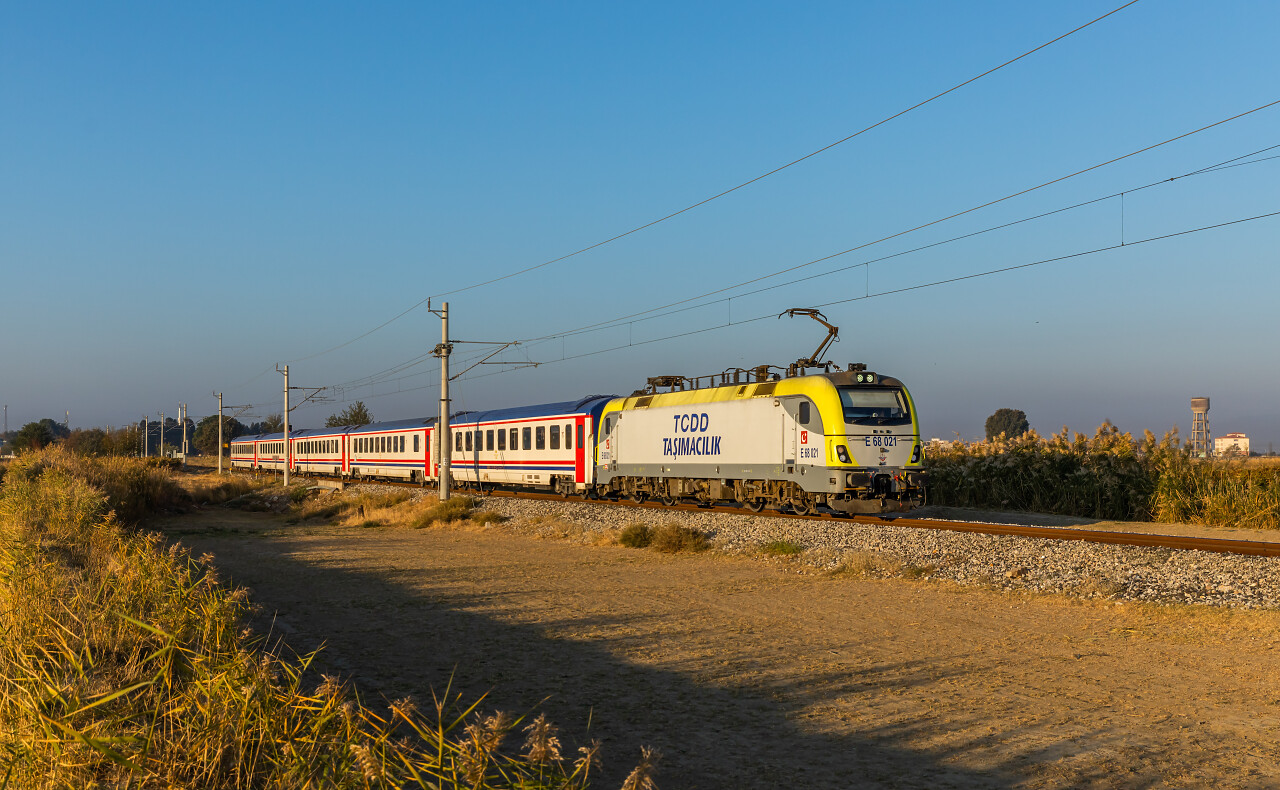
[158,509,1280,789]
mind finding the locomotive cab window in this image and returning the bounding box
[838,387,911,426]
[799,402,810,425]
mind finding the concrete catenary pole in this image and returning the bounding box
[159,411,165,457]
[282,365,290,486]
[437,303,451,502]
[143,416,148,457]
[217,392,224,475]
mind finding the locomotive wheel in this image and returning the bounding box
[660,494,677,506]
[744,499,766,513]
[629,491,647,504]
[790,498,813,516]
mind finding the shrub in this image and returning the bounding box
[650,523,709,553]
[760,539,804,556]
[618,522,653,548]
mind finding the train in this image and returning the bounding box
[231,364,927,514]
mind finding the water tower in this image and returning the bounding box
[1191,397,1210,457]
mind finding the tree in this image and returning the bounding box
[326,401,373,428]
[64,428,109,456]
[193,415,247,456]
[258,414,284,434]
[985,408,1029,440]
[11,421,54,453]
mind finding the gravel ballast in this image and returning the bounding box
[468,495,1280,610]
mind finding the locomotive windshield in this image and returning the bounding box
[838,387,911,426]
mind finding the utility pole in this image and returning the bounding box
[431,302,452,502]
[159,412,164,457]
[278,365,290,486]
[143,416,149,457]
[217,392,224,475]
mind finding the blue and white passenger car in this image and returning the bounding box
[346,417,435,482]
[448,397,613,495]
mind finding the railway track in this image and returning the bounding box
[244,470,1280,559]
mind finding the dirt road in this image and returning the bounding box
[160,510,1280,789]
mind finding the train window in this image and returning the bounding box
[510,428,518,450]
[497,429,506,451]
[522,427,531,450]
[799,402,810,424]
[550,425,560,450]
[455,432,462,452]
[486,429,494,451]
[536,426,545,450]
[413,434,419,453]
[465,432,472,451]
[565,424,572,449]
[474,429,482,450]
[577,424,584,448]
[837,387,910,425]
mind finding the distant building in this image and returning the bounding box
[1214,433,1250,457]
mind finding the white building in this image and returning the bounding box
[1214,433,1250,457]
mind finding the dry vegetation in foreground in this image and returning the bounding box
[927,424,1280,529]
[0,449,653,789]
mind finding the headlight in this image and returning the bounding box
[836,444,851,463]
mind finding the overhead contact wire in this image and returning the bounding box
[283,0,1143,364]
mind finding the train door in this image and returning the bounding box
[574,416,586,484]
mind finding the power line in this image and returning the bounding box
[454,206,1280,379]
[303,204,1280,404]
[511,140,1280,344]
[510,101,1280,346]
[280,139,1280,409]
[283,0,1143,365]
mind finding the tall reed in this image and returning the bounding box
[0,448,623,788]
[926,424,1280,528]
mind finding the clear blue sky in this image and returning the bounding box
[3,1,1277,447]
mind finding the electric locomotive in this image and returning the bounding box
[594,365,925,514]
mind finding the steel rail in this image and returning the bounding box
[239,469,1280,558]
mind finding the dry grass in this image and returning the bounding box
[0,448,629,788]
[830,550,905,578]
[927,424,1280,529]
[181,471,269,505]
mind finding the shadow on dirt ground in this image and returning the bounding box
[163,513,1226,790]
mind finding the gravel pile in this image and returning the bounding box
[475,496,1280,610]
